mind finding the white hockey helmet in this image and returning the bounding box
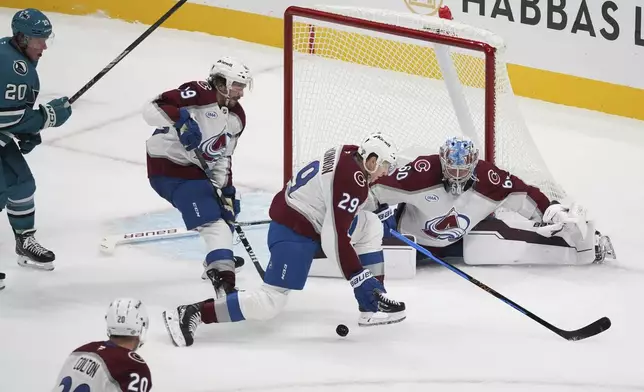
[105,298,149,349]
[208,56,253,97]
[358,132,398,175]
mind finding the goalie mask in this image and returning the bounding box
[439,136,479,195]
[358,132,398,180]
[105,298,149,350]
[208,56,253,107]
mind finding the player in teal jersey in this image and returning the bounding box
[0,9,73,282]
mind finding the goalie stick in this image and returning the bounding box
[99,219,271,254]
[389,229,611,341]
[69,0,187,104]
[193,148,266,280]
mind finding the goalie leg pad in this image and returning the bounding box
[463,217,596,265]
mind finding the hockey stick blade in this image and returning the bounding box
[99,219,271,254]
[556,316,611,341]
[389,229,611,341]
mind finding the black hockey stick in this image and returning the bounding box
[194,148,266,280]
[389,229,611,341]
[69,0,187,104]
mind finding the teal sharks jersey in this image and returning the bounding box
[0,37,44,147]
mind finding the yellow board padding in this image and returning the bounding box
[6,1,644,120]
[3,0,284,48]
[508,65,643,121]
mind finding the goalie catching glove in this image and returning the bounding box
[537,202,588,238]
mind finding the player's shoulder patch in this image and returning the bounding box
[353,171,366,188]
[474,160,509,186]
[13,60,28,76]
[472,160,513,201]
[196,80,212,91]
[128,351,146,364]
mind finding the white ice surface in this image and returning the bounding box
[0,9,643,392]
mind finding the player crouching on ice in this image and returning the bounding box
[370,136,616,267]
[163,133,406,347]
[144,57,252,298]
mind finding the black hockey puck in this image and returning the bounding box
[336,324,349,337]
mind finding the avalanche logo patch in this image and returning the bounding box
[488,169,500,185]
[13,60,28,76]
[197,80,212,90]
[422,207,470,242]
[200,132,229,162]
[128,352,146,364]
[414,158,431,172]
[354,171,366,187]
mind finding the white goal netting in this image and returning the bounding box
[287,5,565,201]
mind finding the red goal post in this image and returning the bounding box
[282,5,565,202]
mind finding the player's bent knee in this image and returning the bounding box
[238,284,289,321]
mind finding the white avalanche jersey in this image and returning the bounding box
[269,145,370,279]
[370,155,552,247]
[52,341,152,392]
[144,80,246,188]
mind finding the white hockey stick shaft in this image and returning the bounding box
[100,219,271,253]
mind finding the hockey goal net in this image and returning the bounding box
[284,5,565,201]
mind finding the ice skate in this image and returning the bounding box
[594,231,616,264]
[200,260,237,298]
[163,302,204,347]
[201,255,244,280]
[358,290,406,327]
[15,229,55,271]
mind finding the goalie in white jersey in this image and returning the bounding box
[52,298,152,392]
[370,136,616,266]
[144,56,252,297]
[163,133,406,347]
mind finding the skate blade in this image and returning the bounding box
[162,310,187,347]
[17,256,54,271]
[358,311,407,327]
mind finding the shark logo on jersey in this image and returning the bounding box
[422,207,470,242]
[200,132,229,162]
[13,60,28,76]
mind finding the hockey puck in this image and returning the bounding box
[336,324,349,337]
